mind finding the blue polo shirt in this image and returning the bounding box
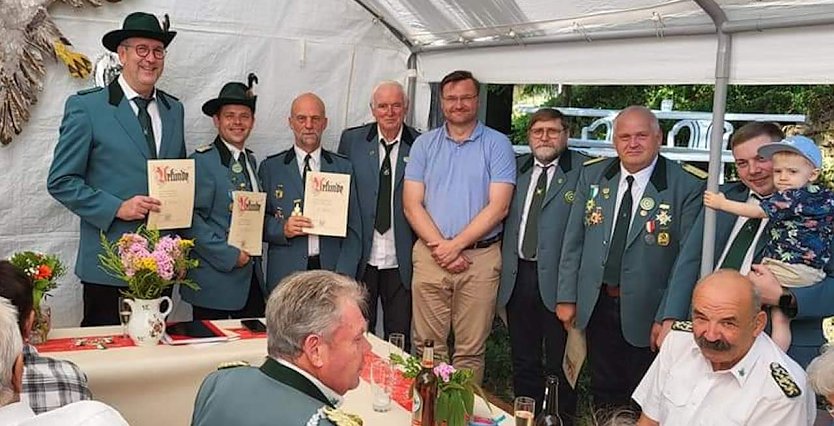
[405,121,516,240]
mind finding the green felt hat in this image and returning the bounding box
[202,73,259,117]
[102,12,177,52]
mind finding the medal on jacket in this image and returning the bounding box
[232,161,244,174]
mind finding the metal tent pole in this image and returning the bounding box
[693,0,730,278]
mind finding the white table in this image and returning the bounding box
[46,321,510,425]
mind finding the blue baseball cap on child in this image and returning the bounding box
[758,135,822,168]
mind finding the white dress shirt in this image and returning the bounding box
[633,330,815,426]
[222,139,259,192]
[118,75,161,155]
[368,125,403,269]
[294,145,321,256]
[276,357,343,407]
[0,400,128,426]
[715,193,769,274]
[610,157,657,238]
[517,158,557,260]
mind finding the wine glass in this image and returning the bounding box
[118,297,131,338]
[514,396,536,426]
[388,332,406,356]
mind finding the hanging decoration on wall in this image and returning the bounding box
[0,0,122,146]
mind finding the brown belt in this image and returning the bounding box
[601,283,620,298]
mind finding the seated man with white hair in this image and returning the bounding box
[191,270,370,426]
[0,297,127,425]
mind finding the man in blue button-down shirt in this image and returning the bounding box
[404,70,516,384]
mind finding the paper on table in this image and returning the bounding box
[562,326,586,389]
[228,191,266,256]
[147,159,195,230]
[303,171,351,237]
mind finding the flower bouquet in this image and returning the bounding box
[99,226,199,346]
[390,354,490,426]
[9,251,66,343]
[433,363,490,426]
[98,226,199,299]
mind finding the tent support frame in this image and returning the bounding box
[693,0,729,280]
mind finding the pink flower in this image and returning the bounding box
[433,363,456,383]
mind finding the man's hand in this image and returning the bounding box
[703,191,726,210]
[655,319,675,349]
[749,264,782,305]
[556,303,576,330]
[283,216,313,238]
[443,254,471,274]
[236,250,250,268]
[650,322,664,352]
[427,239,464,267]
[116,196,161,221]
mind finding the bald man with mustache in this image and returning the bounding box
[633,270,815,426]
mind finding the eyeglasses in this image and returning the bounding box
[442,94,478,104]
[122,44,166,60]
[530,128,565,138]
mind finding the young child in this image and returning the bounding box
[704,135,834,351]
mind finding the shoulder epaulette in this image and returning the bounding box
[195,144,213,153]
[583,156,607,167]
[770,362,802,398]
[266,149,291,160]
[217,360,250,370]
[76,87,104,95]
[156,89,179,102]
[681,163,708,180]
[671,320,693,332]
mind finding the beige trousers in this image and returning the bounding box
[762,257,826,287]
[411,240,501,385]
[761,257,825,351]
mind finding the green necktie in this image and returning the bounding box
[132,97,156,159]
[602,175,634,286]
[375,140,398,234]
[720,217,762,270]
[520,165,551,259]
[238,153,252,191]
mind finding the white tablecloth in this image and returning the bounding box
[47,321,510,425]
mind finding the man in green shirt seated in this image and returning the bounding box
[191,270,370,426]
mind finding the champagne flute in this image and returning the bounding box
[514,396,535,426]
[118,297,131,338]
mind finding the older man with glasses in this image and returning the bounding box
[47,11,185,326]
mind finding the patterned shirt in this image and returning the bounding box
[21,344,92,413]
[760,185,834,270]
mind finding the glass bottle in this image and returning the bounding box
[412,339,437,426]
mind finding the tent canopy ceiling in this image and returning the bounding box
[360,0,834,84]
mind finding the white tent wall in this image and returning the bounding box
[0,0,419,327]
[415,25,834,85]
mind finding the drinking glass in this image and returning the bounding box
[514,396,536,426]
[118,297,131,338]
[370,359,393,412]
[388,332,406,356]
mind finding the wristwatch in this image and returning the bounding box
[778,289,798,319]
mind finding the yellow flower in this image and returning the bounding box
[178,239,195,249]
[136,257,157,272]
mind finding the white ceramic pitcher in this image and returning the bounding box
[124,296,172,347]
